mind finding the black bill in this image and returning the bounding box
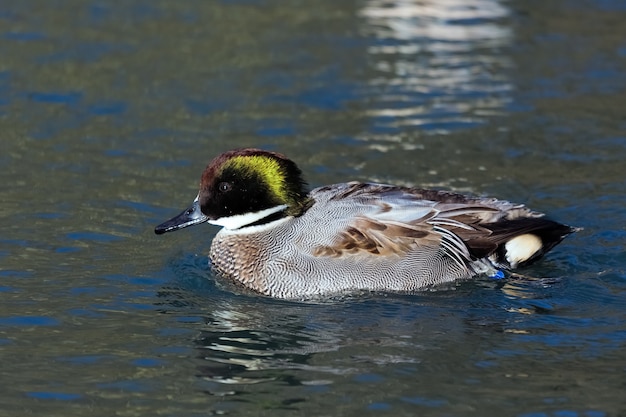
[155,197,209,235]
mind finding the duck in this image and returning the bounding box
[155,148,575,299]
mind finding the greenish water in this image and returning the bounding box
[1,0,625,416]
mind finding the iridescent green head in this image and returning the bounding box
[199,148,310,221]
[155,148,311,233]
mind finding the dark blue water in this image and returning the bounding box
[1,0,625,416]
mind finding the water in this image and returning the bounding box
[1,0,625,416]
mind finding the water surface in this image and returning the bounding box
[1,0,625,416]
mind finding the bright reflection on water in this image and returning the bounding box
[359,0,512,137]
[1,0,626,416]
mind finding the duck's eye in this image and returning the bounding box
[218,182,232,193]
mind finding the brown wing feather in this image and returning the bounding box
[312,217,440,258]
[312,182,574,269]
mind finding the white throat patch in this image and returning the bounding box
[208,204,289,230]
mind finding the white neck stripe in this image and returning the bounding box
[208,205,289,230]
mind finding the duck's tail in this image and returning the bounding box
[466,217,578,270]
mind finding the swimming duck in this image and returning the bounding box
[155,148,575,299]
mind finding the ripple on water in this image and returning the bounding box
[357,0,513,136]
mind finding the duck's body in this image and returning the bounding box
[156,148,575,299]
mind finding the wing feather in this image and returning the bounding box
[311,182,567,270]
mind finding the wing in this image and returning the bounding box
[311,183,490,263]
[311,182,570,270]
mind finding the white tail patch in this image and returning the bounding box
[505,234,543,267]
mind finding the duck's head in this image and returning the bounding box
[155,148,310,234]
